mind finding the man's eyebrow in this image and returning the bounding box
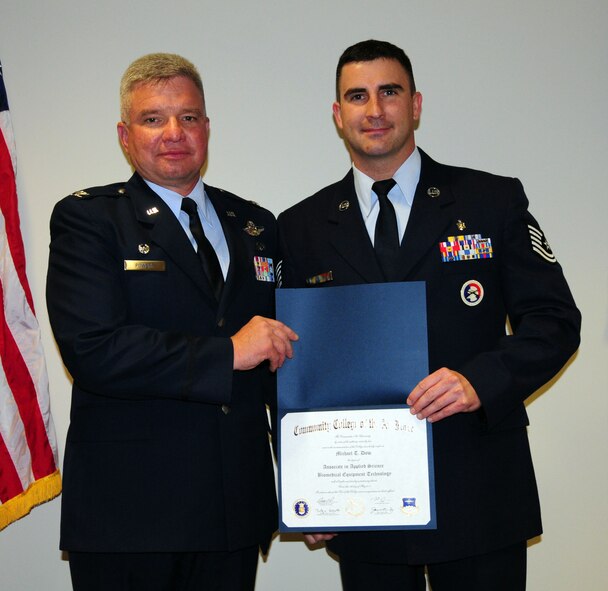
[378,83,404,92]
[343,83,405,98]
[136,107,205,118]
[343,87,367,98]
[138,109,161,117]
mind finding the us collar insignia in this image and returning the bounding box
[243,221,264,236]
[146,207,159,216]
[427,187,440,198]
[338,200,350,211]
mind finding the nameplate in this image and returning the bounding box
[124,260,166,272]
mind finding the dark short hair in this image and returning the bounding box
[335,39,416,100]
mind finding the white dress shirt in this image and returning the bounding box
[352,147,421,246]
[145,178,230,279]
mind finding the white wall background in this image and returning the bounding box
[1,1,606,589]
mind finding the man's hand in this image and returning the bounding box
[231,316,298,372]
[303,533,337,545]
[406,367,481,423]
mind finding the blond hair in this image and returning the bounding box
[120,53,205,122]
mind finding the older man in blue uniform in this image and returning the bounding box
[278,40,581,590]
[47,53,297,591]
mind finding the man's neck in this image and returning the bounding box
[351,145,416,181]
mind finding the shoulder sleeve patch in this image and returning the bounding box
[528,224,557,263]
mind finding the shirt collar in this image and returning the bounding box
[353,147,421,218]
[143,177,210,222]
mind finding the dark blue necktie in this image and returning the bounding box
[181,197,224,300]
[373,178,399,280]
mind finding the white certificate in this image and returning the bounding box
[279,406,436,531]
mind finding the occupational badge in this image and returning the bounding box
[243,221,264,236]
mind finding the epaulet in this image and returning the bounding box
[210,187,263,210]
[70,183,127,199]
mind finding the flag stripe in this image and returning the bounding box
[0,433,24,502]
[0,60,60,529]
[0,284,56,478]
[0,200,58,467]
[0,99,55,481]
[0,118,34,311]
[0,360,33,492]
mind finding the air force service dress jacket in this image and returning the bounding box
[277,149,581,564]
[47,172,278,553]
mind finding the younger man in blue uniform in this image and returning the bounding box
[278,39,580,590]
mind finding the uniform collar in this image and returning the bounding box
[352,147,421,221]
[143,177,213,223]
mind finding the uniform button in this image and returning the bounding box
[217,317,225,328]
[221,404,231,415]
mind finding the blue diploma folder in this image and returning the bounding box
[276,282,436,532]
[276,282,429,410]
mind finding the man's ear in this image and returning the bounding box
[117,121,129,153]
[332,101,343,131]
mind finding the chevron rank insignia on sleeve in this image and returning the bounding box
[528,225,556,263]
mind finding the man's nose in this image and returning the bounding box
[163,117,184,140]
[366,95,384,118]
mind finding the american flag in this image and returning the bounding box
[0,61,61,530]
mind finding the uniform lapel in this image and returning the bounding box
[327,171,385,284]
[396,150,455,279]
[127,173,218,306]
